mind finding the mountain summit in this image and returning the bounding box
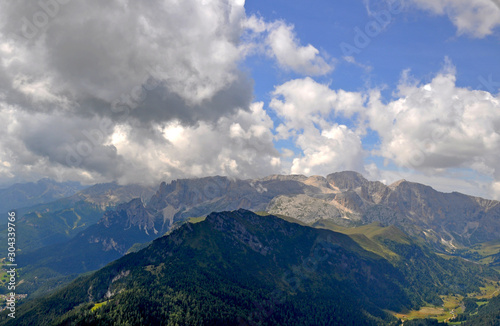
[6,210,413,325]
[17,171,500,297]
[7,209,495,325]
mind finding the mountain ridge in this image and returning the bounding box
[2,210,415,325]
[6,210,498,325]
[0,179,86,217]
[13,171,500,299]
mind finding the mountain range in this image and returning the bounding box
[4,210,497,325]
[53,171,500,259]
[0,179,86,218]
[0,182,155,254]
[3,171,500,324]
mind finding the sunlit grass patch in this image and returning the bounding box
[91,300,109,312]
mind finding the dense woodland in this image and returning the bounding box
[454,295,500,325]
[1,210,498,325]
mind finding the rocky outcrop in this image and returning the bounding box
[327,171,369,190]
[267,194,349,225]
[72,171,500,260]
[72,182,156,210]
[22,171,500,287]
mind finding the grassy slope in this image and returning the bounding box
[311,218,500,324]
[6,208,500,325]
[1,210,418,325]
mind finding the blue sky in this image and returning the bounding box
[244,0,500,100]
[0,0,499,199]
[242,0,500,197]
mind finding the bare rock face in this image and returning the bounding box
[100,198,155,233]
[267,194,348,225]
[302,175,336,193]
[73,182,156,210]
[327,171,369,190]
[333,191,366,212]
[26,171,500,282]
[371,180,500,247]
[86,171,500,256]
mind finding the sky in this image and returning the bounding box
[0,0,499,199]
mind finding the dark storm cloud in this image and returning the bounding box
[0,0,283,185]
[1,0,249,122]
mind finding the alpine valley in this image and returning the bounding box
[1,171,500,325]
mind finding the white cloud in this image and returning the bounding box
[243,16,333,75]
[290,124,364,176]
[0,0,339,187]
[106,102,281,184]
[0,105,117,186]
[270,77,365,176]
[491,181,500,199]
[266,22,333,75]
[271,77,364,131]
[410,0,500,38]
[0,0,249,115]
[0,0,293,186]
[365,61,500,198]
[0,101,281,186]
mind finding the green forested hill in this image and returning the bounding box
[0,179,86,217]
[2,210,414,325]
[314,220,497,306]
[2,210,498,325]
[457,294,500,325]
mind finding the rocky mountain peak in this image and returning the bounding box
[326,171,368,190]
[303,175,335,192]
[258,174,308,182]
[389,179,407,189]
[100,198,155,232]
[78,171,500,258]
[73,182,155,209]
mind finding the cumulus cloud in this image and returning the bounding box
[0,104,124,185]
[0,101,281,186]
[265,63,500,198]
[410,0,500,38]
[270,77,365,176]
[0,0,250,121]
[265,22,333,75]
[290,125,365,176]
[243,16,333,75]
[106,102,281,184]
[365,61,500,198]
[271,77,364,129]
[0,0,338,186]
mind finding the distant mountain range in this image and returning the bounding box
[268,172,500,249]
[70,171,500,259]
[1,182,156,253]
[0,179,86,217]
[10,172,500,301]
[8,172,500,256]
[4,210,496,325]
